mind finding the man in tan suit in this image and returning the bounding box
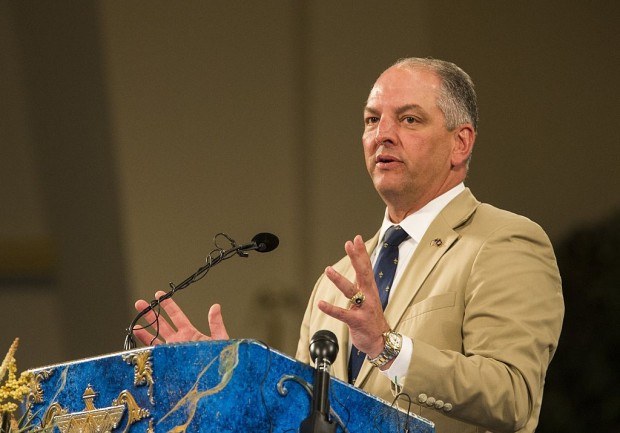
[135,58,564,433]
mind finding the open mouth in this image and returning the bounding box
[375,154,401,168]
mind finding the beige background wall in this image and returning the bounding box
[1,1,618,370]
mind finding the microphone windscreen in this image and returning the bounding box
[252,232,279,252]
[309,330,339,364]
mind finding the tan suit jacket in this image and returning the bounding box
[296,188,564,433]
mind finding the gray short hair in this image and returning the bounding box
[392,57,479,132]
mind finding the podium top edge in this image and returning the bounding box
[27,339,289,372]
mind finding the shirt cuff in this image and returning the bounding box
[380,335,412,385]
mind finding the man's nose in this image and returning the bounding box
[375,117,397,145]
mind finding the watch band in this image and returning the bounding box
[367,330,402,368]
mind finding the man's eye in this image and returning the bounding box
[402,116,417,124]
[365,116,379,125]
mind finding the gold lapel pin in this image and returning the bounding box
[430,238,443,247]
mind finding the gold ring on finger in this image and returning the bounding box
[349,291,365,308]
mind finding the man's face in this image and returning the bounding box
[363,66,463,217]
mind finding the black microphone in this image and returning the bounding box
[300,330,339,433]
[237,232,279,254]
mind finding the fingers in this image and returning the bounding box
[319,234,390,355]
[325,266,357,298]
[133,327,163,346]
[345,236,376,290]
[133,298,166,345]
[133,291,210,345]
[323,235,380,316]
[134,298,150,313]
[208,304,230,340]
[154,291,193,335]
[326,235,377,301]
[317,300,350,322]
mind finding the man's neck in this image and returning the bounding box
[386,183,466,223]
[384,175,467,223]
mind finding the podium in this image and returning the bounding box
[26,340,434,432]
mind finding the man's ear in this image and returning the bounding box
[451,124,476,167]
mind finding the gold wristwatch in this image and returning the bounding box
[367,330,402,368]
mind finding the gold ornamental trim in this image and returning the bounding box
[122,350,155,405]
[27,368,55,406]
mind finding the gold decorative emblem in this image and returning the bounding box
[41,385,149,433]
[122,350,155,404]
[430,238,444,247]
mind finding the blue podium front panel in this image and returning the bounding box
[26,340,434,433]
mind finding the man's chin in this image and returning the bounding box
[373,182,407,201]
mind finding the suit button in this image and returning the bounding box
[443,403,453,412]
[426,397,436,406]
[434,400,444,409]
[418,393,428,404]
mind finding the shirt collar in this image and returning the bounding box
[378,183,465,244]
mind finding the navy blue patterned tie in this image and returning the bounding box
[348,225,410,384]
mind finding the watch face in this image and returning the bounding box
[386,332,401,349]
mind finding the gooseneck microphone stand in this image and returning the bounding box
[123,232,278,350]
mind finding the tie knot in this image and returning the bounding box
[383,225,409,247]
